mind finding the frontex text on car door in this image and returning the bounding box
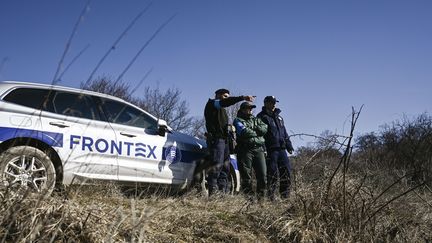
[98,97,183,184]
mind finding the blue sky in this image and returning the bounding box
[1,0,431,147]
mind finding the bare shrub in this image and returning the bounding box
[292,130,344,183]
[81,76,132,102]
[355,113,432,183]
[283,108,432,242]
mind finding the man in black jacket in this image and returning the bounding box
[204,88,254,196]
[257,96,294,200]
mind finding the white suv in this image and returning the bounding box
[0,81,215,195]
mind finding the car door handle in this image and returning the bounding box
[49,122,69,128]
[120,132,136,138]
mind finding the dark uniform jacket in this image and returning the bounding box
[257,107,294,152]
[233,112,268,150]
[204,96,244,139]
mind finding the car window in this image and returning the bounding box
[3,88,53,111]
[51,91,100,120]
[100,98,157,130]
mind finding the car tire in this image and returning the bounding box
[0,146,56,197]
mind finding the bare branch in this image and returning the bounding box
[52,0,91,85]
[0,57,9,75]
[130,68,153,96]
[114,14,176,85]
[56,44,90,83]
[291,132,352,147]
[325,106,363,202]
[83,3,153,88]
[364,182,425,225]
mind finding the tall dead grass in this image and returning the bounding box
[1,167,431,243]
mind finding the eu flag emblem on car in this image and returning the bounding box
[165,141,182,164]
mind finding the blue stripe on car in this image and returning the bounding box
[230,156,238,170]
[0,127,63,147]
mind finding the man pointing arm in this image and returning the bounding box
[204,88,254,196]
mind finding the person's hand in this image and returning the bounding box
[243,95,256,102]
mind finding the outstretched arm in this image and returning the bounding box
[214,95,255,108]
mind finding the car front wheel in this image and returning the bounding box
[0,146,56,197]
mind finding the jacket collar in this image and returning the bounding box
[261,107,281,116]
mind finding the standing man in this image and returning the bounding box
[204,88,254,196]
[233,102,268,200]
[257,96,294,201]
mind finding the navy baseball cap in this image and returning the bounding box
[215,88,230,95]
[240,102,256,109]
[264,96,279,103]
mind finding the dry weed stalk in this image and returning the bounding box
[52,0,91,85]
[83,3,153,88]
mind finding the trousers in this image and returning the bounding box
[207,138,230,195]
[267,149,291,198]
[237,147,267,198]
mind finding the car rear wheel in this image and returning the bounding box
[0,146,56,197]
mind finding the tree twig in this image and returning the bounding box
[83,3,153,88]
[129,67,153,96]
[52,0,91,84]
[325,106,363,200]
[364,182,425,225]
[323,105,363,228]
[114,14,177,85]
[0,57,9,75]
[56,44,90,83]
[369,172,414,206]
[290,132,351,147]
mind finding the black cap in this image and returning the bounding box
[215,88,230,95]
[240,101,256,109]
[264,96,279,103]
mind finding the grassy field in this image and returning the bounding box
[1,162,431,242]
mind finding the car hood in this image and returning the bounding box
[166,131,207,152]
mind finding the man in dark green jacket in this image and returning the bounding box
[233,102,268,199]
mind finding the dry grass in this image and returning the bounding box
[1,166,431,243]
[0,185,279,242]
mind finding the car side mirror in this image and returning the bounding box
[157,119,169,136]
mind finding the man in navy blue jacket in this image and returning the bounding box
[257,96,294,200]
[204,88,254,196]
